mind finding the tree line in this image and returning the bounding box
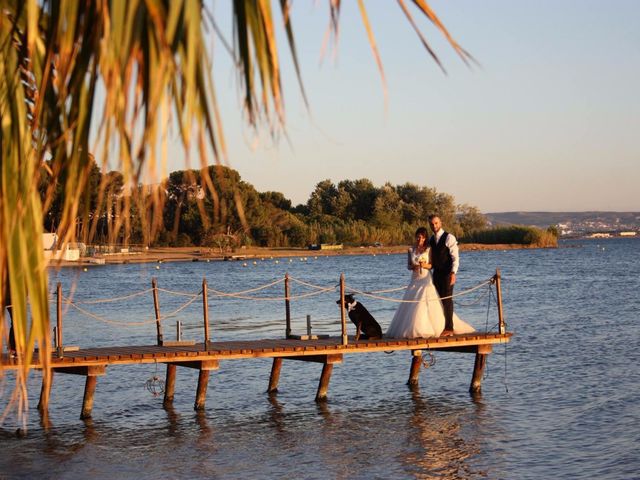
[41,162,556,250]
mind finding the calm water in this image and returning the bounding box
[1,239,638,479]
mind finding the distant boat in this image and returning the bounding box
[308,243,343,251]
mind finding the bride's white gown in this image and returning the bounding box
[386,248,475,339]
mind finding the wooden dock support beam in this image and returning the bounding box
[281,354,342,401]
[284,273,291,338]
[81,376,98,419]
[38,370,53,415]
[470,353,488,394]
[176,360,218,411]
[316,363,334,402]
[163,363,177,408]
[267,357,283,393]
[56,283,63,358]
[194,370,210,411]
[152,278,163,345]
[48,365,106,419]
[202,278,210,346]
[495,269,505,334]
[339,274,347,346]
[408,350,422,386]
[469,345,492,394]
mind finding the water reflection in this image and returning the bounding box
[163,404,181,437]
[402,388,486,479]
[195,410,212,440]
[266,392,286,433]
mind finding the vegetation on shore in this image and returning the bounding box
[462,225,559,248]
[42,163,557,251]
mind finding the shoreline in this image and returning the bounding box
[51,243,555,268]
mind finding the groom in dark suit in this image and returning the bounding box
[428,214,459,337]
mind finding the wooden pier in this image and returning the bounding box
[0,271,512,419]
[1,332,511,418]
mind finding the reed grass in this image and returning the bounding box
[462,225,558,247]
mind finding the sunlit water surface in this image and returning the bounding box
[1,239,638,479]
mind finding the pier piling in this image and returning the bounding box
[163,364,177,408]
[194,370,210,411]
[408,350,422,386]
[470,351,488,394]
[315,363,333,402]
[267,357,283,394]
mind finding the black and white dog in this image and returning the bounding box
[337,294,383,340]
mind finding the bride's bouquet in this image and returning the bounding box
[408,248,430,273]
[416,251,429,264]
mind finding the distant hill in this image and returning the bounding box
[485,211,640,235]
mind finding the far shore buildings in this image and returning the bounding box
[587,231,637,239]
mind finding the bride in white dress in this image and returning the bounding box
[386,227,475,339]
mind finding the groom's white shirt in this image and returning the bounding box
[433,228,459,275]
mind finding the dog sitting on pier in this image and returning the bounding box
[336,294,383,340]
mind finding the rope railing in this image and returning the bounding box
[49,270,506,354]
[287,276,337,291]
[63,292,202,327]
[66,301,160,327]
[64,288,155,305]
[205,287,334,302]
[349,277,495,303]
[156,287,201,298]
[207,277,285,296]
[54,275,494,314]
[453,283,493,307]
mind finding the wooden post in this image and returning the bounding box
[56,283,63,358]
[316,363,334,402]
[38,370,53,414]
[408,350,422,386]
[152,278,163,345]
[340,274,347,346]
[267,357,283,394]
[306,315,312,337]
[284,273,291,338]
[163,364,177,408]
[470,353,487,394]
[495,269,505,334]
[202,278,210,346]
[194,370,210,411]
[80,376,98,419]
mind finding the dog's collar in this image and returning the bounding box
[346,299,358,312]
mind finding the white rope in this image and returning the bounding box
[156,287,200,298]
[206,287,333,302]
[442,278,494,300]
[66,302,159,326]
[221,277,285,295]
[63,288,154,305]
[159,291,202,321]
[454,284,493,307]
[349,278,494,304]
[348,288,441,304]
[65,291,201,326]
[288,276,336,291]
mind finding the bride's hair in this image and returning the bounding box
[415,226,428,238]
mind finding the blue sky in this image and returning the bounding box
[168,1,639,212]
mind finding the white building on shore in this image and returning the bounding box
[43,233,80,262]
